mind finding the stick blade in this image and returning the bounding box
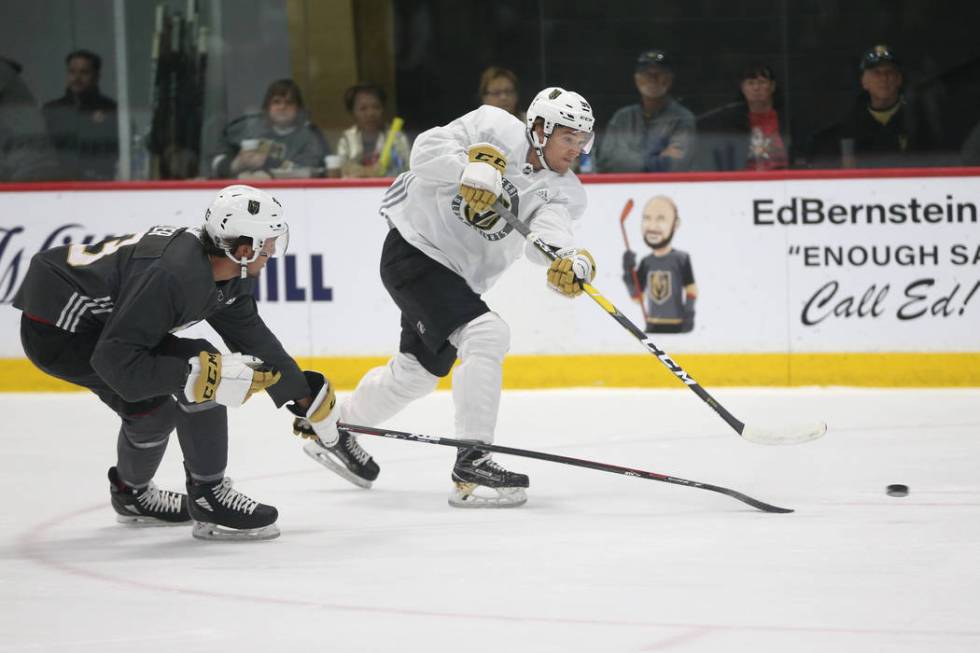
[702,482,794,513]
[741,421,827,445]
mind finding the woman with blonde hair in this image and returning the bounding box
[478,66,523,120]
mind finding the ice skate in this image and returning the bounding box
[449,447,529,508]
[108,467,191,526]
[186,475,279,541]
[301,426,380,489]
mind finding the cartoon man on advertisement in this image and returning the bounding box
[621,195,697,333]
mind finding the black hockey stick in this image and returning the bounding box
[339,422,792,513]
[492,200,826,446]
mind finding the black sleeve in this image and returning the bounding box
[206,294,309,407]
[680,252,695,285]
[621,250,642,298]
[635,257,651,291]
[90,267,197,402]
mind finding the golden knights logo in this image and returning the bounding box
[452,177,521,242]
[647,270,672,305]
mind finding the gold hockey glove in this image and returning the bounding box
[547,248,596,298]
[459,143,507,214]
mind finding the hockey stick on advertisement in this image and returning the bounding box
[493,200,826,446]
[339,422,793,513]
[617,198,648,322]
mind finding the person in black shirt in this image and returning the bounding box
[809,44,937,168]
[13,185,374,540]
[41,50,119,180]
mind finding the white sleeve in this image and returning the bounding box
[409,105,526,186]
[525,204,575,266]
[524,178,588,265]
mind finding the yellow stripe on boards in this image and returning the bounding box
[2,353,979,392]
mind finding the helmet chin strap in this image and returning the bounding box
[221,249,251,278]
[526,129,553,172]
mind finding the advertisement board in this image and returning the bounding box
[1,171,978,388]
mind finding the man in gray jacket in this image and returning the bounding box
[597,50,696,173]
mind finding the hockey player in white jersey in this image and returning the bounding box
[298,87,597,507]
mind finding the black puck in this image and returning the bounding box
[886,484,909,497]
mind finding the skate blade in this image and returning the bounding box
[303,441,373,489]
[191,521,280,541]
[449,482,527,509]
[115,514,191,527]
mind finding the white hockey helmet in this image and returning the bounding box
[204,185,289,275]
[525,87,595,170]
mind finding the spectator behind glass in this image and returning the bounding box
[596,49,696,173]
[478,66,523,120]
[337,82,410,178]
[0,57,60,181]
[41,50,118,180]
[808,44,938,168]
[211,79,329,179]
[697,63,790,171]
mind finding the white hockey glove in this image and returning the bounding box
[547,248,596,298]
[459,143,506,214]
[290,371,340,447]
[183,352,281,407]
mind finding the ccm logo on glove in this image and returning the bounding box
[197,352,220,401]
[184,352,281,407]
[459,143,507,214]
[547,248,596,298]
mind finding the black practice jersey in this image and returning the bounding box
[636,249,695,331]
[13,226,306,404]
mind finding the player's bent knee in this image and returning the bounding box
[391,353,440,395]
[453,312,510,360]
[121,398,178,444]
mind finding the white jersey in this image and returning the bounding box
[379,105,587,294]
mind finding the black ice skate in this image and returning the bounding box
[186,474,279,541]
[300,424,380,489]
[108,467,191,526]
[450,447,529,508]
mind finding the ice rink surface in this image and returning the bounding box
[1,387,978,652]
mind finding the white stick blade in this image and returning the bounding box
[741,422,827,445]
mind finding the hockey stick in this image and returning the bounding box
[617,198,648,322]
[493,200,826,446]
[339,422,792,513]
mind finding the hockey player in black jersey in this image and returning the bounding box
[13,184,370,540]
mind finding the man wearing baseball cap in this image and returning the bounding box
[810,44,936,167]
[596,49,696,173]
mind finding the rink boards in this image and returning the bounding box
[1,169,978,389]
